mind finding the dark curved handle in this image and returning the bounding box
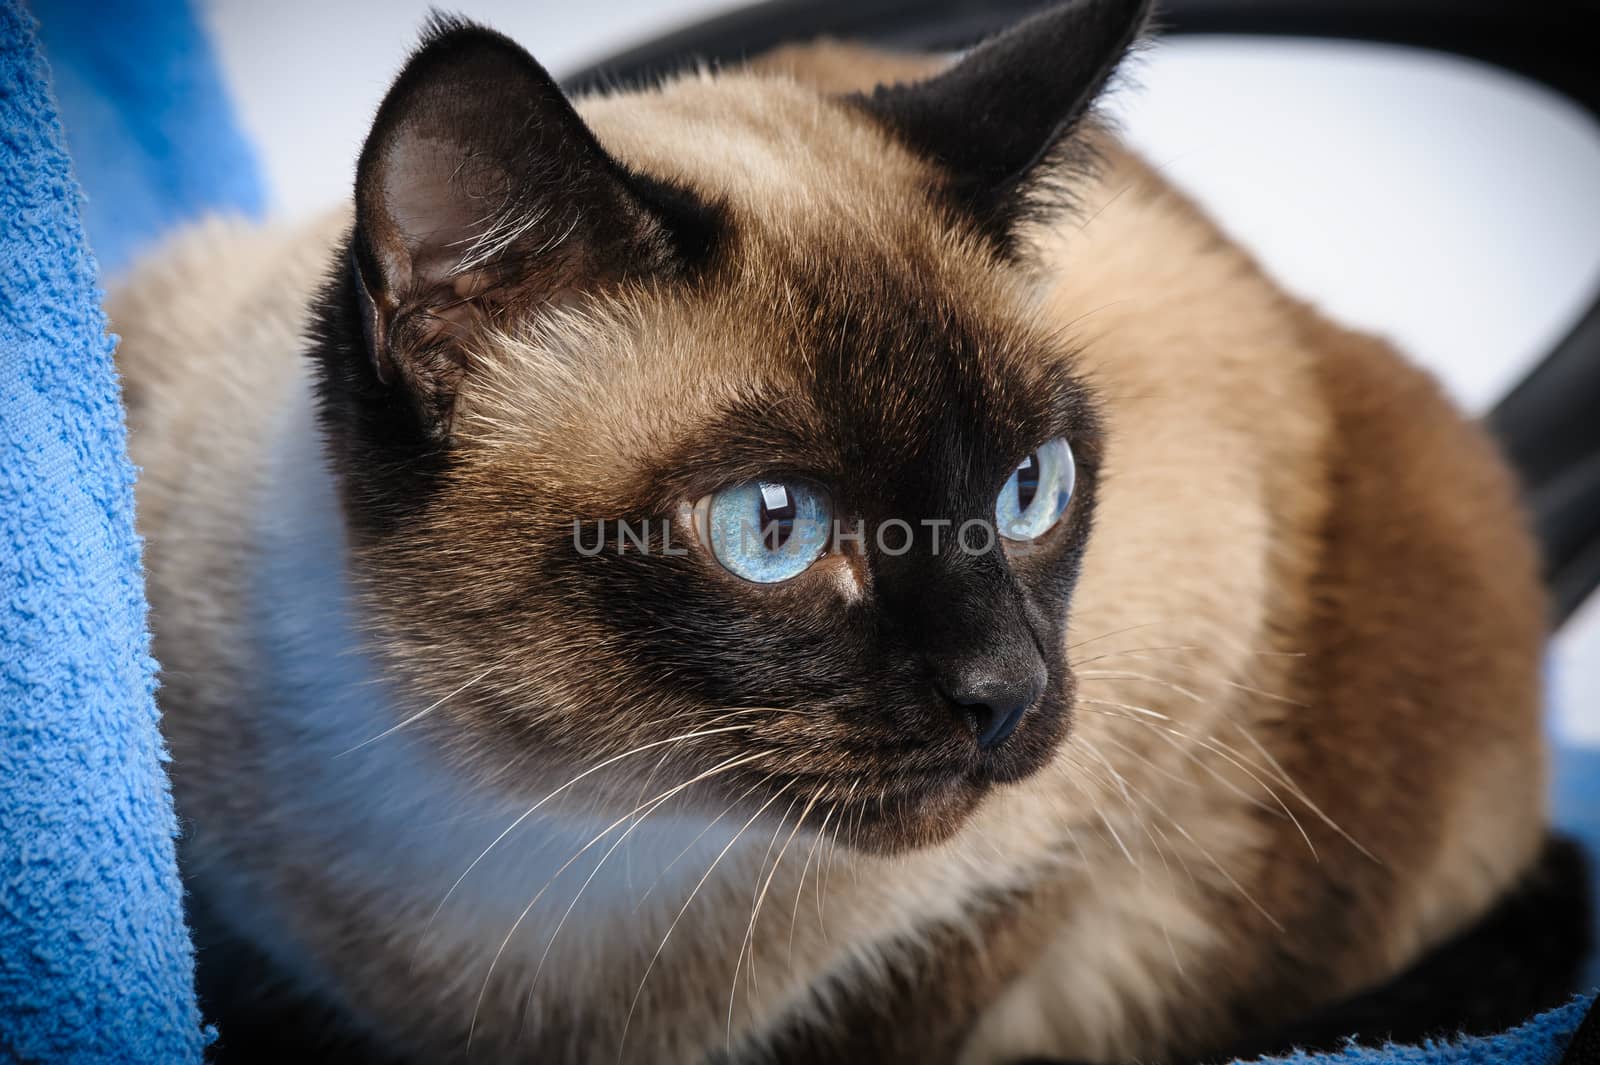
[563,0,1600,625]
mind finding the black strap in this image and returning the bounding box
[1564,996,1600,1065]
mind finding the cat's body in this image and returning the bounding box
[115,8,1555,1063]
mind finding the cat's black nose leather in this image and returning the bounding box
[937,660,1046,751]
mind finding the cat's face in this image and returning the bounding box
[313,1,1145,852]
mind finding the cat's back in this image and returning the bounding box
[110,213,346,782]
[113,214,342,431]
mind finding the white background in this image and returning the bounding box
[199,0,1600,741]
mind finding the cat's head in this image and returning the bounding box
[312,0,1149,853]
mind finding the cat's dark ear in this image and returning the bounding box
[853,0,1151,253]
[350,16,718,437]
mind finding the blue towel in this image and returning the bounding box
[0,2,205,1060]
[30,0,265,275]
[1557,746,1600,994]
[1254,995,1595,1065]
[0,0,1595,1058]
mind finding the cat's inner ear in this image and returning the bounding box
[351,17,718,435]
[852,0,1152,253]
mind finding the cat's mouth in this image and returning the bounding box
[800,700,1072,855]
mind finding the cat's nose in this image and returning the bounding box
[936,658,1047,751]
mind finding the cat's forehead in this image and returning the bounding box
[579,72,939,234]
[458,229,1088,514]
[450,75,1093,505]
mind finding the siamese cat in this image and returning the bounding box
[111,1,1586,1062]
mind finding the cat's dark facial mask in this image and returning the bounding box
[313,0,1146,853]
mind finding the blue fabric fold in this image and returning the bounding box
[0,2,205,1060]
[31,0,265,275]
[1556,745,1600,994]
[1245,995,1594,1065]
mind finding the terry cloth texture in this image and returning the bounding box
[1243,995,1597,1065]
[0,2,205,1060]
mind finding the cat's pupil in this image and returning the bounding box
[1015,454,1040,512]
[758,482,797,551]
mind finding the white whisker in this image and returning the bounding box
[337,664,500,757]
[425,723,757,938]
[618,785,792,1064]
[730,788,818,1031]
[469,750,765,1052]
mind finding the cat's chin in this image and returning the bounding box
[833,727,1068,855]
[840,780,987,854]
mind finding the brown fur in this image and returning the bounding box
[112,32,1546,1065]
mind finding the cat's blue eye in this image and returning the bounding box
[996,438,1075,542]
[706,480,832,583]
